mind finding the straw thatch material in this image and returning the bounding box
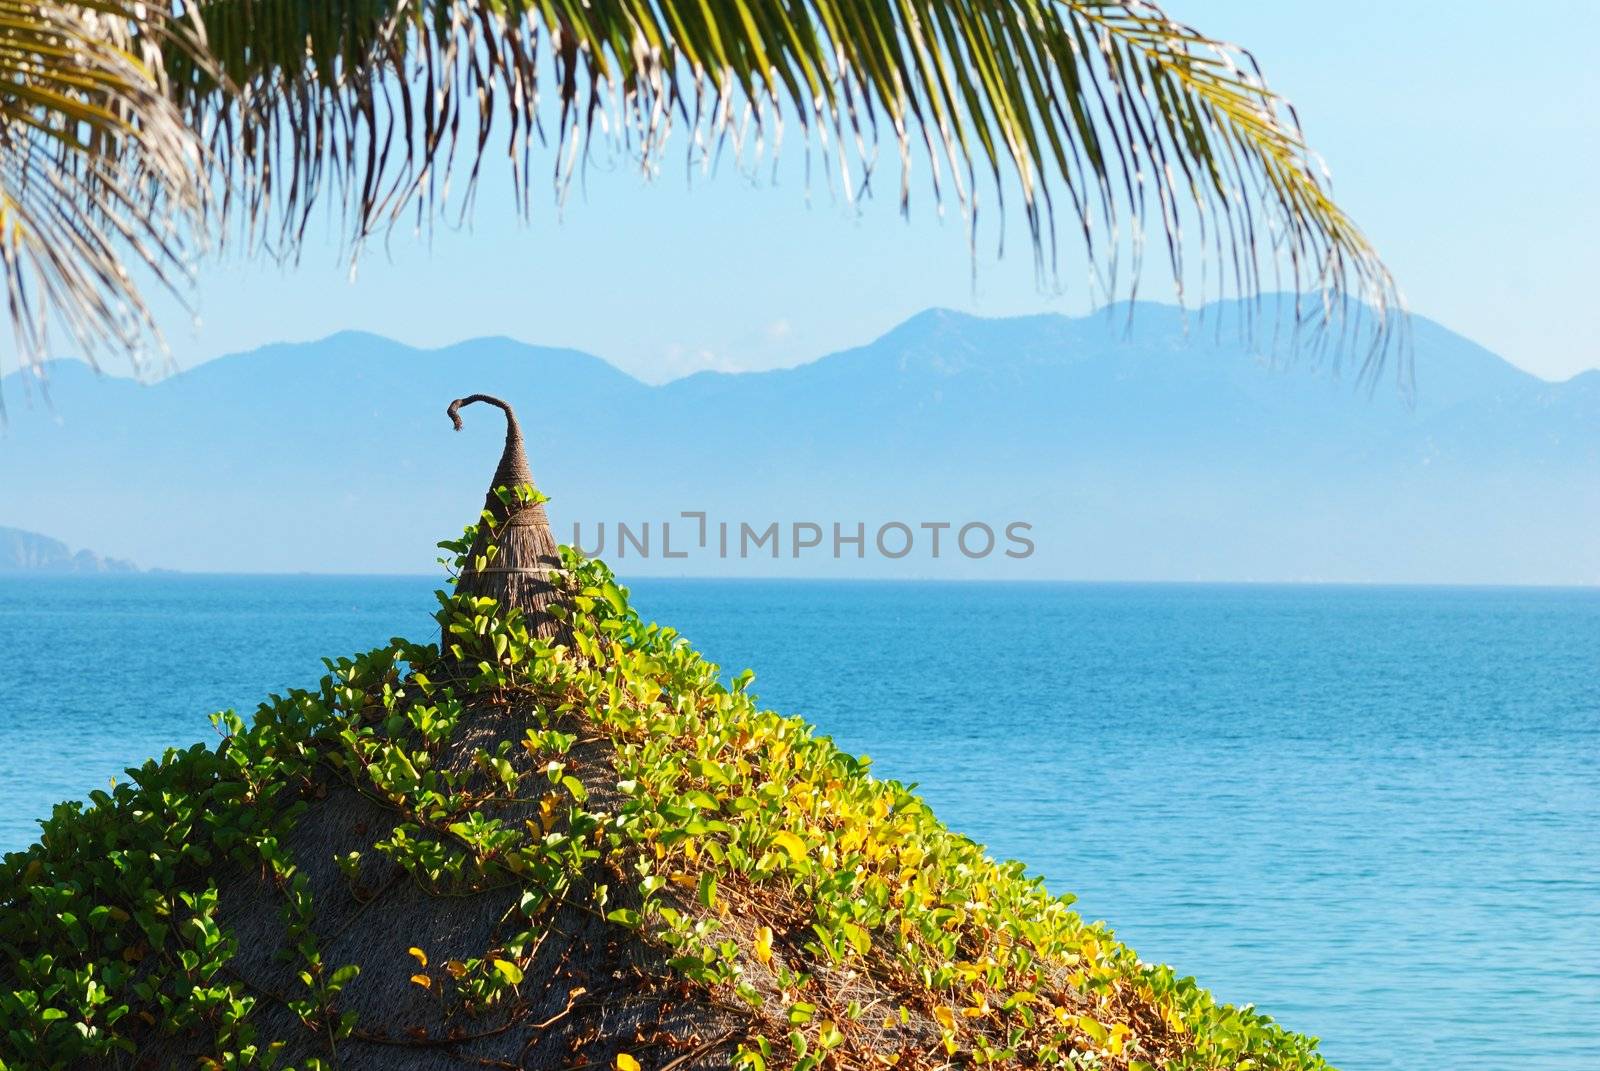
[447,395,568,645]
[116,690,945,1071]
[124,700,749,1071]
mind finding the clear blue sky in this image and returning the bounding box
[151,1,1597,384]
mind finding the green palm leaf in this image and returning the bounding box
[0,1,209,392]
[6,1,1403,383]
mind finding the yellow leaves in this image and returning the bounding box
[754,925,773,965]
[932,1001,973,1056]
[408,947,431,988]
[770,830,807,864]
[445,960,469,979]
[536,792,562,833]
[615,1055,641,1071]
[492,958,524,985]
[1074,1016,1132,1053]
[786,780,815,813]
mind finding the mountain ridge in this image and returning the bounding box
[13,300,1592,393]
[1,302,1594,584]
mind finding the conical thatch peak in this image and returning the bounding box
[448,394,567,643]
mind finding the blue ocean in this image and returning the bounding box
[1,575,1596,1070]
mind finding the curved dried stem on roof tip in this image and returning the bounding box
[448,393,520,436]
[447,393,534,510]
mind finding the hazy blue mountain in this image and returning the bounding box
[1,303,1594,584]
[0,527,137,574]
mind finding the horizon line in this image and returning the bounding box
[4,570,1594,592]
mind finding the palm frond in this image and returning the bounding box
[171,0,1403,374]
[0,1,209,390]
[1,1,1402,386]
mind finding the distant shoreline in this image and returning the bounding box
[1,571,1593,592]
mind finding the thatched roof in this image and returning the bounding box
[141,703,755,1071]
[1,554,1333,1070]
[448,394,567,644]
